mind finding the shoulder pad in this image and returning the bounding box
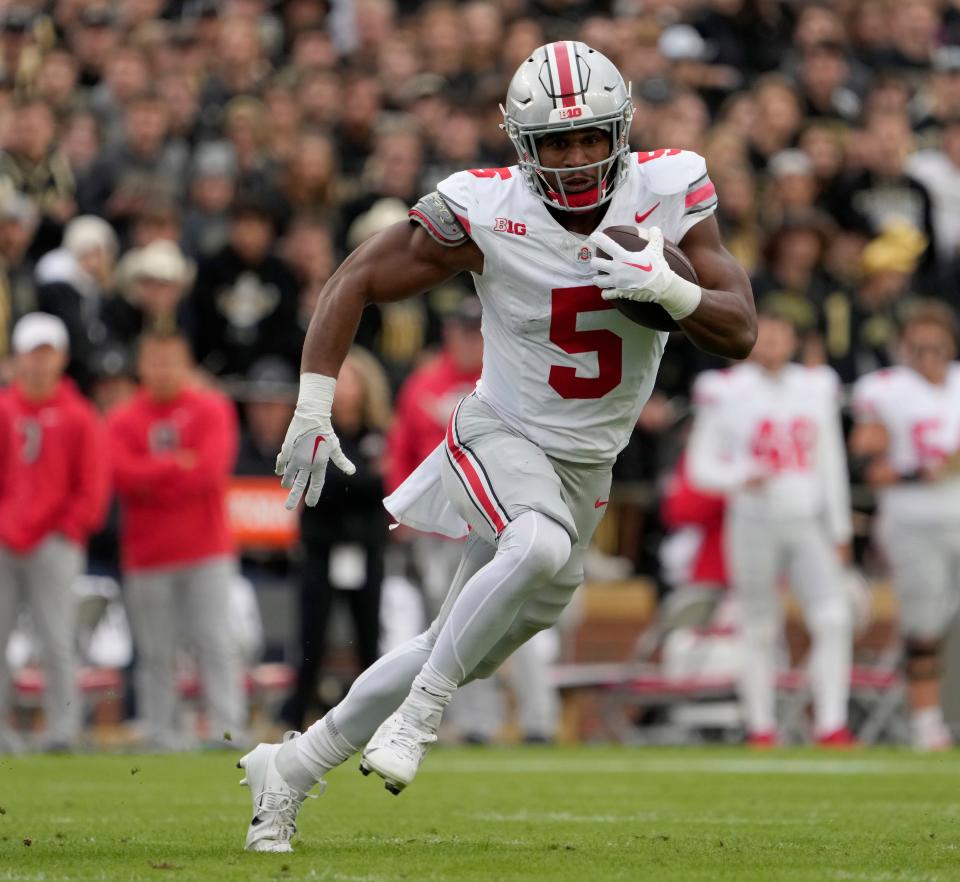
[408,191,468,247]
[635,149,708,196]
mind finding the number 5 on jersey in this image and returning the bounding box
[548,285,622,400]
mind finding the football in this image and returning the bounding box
[596,225,700,332]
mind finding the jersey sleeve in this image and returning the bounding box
[677,153,718,239]
[408,191,469,247]
[637,150,718,240]
[435,170,480,237]
[691,369,732,409]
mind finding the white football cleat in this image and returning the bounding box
[359,711,438,795]
[238,731,323,852]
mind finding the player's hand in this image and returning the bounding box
[589,227,701,320]
[275,374,356,510]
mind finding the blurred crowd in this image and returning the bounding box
[1,0,960,748]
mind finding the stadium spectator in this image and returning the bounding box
[234,355,297,477]
[35,214,118,389]
[108,330,245,750]
[102,240,193,346]
[280,348,391,730]
[189,191,301,377]
[0,312,109,751]
[0,190,39,355]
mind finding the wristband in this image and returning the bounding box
[298,372,336,418]
[661,273,703,321]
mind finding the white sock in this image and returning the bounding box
[277,715,357,792]
[398,664,458,731]
[806,599,852,736]
[910,706,949,749]
[739,620,779,734]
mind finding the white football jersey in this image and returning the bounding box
[852,364,960,522]
[687,363,852,541]
[435,149,718,464]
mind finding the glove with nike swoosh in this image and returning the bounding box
[276,373,356,510]
[588,226,702,321]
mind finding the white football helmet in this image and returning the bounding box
[501,41,633,213]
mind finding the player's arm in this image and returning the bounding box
[280,220,482,509]
[302,221,482,376]
[676,216,757,360]
[849,418,902,487]
[590,216,756,359]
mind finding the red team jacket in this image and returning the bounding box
[660,453,728,587]
[386,351,482,493]
[108,386,238,572]
[0,379,110,553]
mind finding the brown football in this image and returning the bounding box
[596,225,699,332]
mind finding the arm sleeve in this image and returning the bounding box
[687,403,751,494]
[60,408,111,543]
[818,398,853,543]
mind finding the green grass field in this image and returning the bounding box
[1,746,959,882]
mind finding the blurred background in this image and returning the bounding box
[0,0,958,752]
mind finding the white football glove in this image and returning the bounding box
[589,226,702,321]
[275,373,356,510]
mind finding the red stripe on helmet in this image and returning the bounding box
[552,42,578,108]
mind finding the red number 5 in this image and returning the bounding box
[548,286,622,400]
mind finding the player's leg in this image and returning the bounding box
[884,520,954,750]
[125,569,180,748]
[25,536,83,748]
[0,549,24,751]
[240,534,495,852]
[785,520,852,741]
[361,444,607,791]
[183,558,247,746]
[726,513,784,742]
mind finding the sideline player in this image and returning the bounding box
[687,310,854,746]
[851,300,960,751]
[239,42,756,852]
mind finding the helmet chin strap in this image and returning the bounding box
[546,183,605,210]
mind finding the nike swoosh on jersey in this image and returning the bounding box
[635,202,660,224]
[594,498,609,509]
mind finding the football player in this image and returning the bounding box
[239,41,756,852]
[851,300,960,751]
[687,309,854,746]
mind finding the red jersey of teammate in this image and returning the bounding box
[660,453,728,587]
[108,386,238,572]
[386,351,481,493]
[0,378,110,553]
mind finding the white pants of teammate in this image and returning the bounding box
[879,516,960,639]
[295,395,608,766]
[0,535,84,746]
[126,556,247,749]
[726,512,851,738]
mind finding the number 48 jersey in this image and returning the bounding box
[432,149,718,465]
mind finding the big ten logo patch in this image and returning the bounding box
[149,421,180,454]
[493,217,527,236]
[558,107,583,120]
[16,417,42,464]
